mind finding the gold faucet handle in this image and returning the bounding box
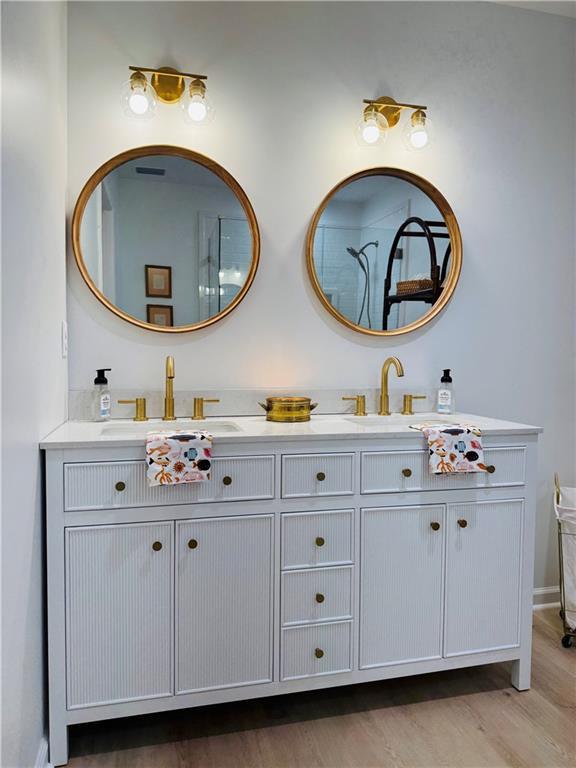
[401,394,426,416]
[342,395,367,417]
[192,397,220,420]
[118,398,148,422]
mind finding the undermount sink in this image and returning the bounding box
[101,419,242,437]
[344,414,458,426]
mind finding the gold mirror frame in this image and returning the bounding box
[305,167,462,337]
[71,145,260,333]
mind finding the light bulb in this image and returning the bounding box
[121,71,156,119]
[404,110,433,150]
[356,108,387,146]
[181,78,213,125]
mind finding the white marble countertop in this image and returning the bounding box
[40,412,542,450]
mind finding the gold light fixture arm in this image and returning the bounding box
[363,98,427,111]
[129,66,207,81]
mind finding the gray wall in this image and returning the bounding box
[1,3,68,766]
[65,2,575,592]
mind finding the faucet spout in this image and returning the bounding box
[163,355,176,421]
[379,356,405,416]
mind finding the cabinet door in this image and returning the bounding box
[445,500,523,656]
[65,522,173,709]
[177,515,273,693]
[360,505,444,669]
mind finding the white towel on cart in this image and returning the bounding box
[555,484,576,630]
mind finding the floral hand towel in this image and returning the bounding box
[410,424,487,474]
[146,431,213,486]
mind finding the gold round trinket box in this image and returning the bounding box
[258,396,318,423]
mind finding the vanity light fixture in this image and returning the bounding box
[358,96,432,149]
[122,66,212,124]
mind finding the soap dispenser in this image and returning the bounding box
[92,368,112,422]
[436,369,454,415]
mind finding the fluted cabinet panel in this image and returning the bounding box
[360,505,444,669]
[361,447,526,494]
[282,566,353,626]
[444,500,523,656]
[65,522,173,709]
[281,621,352,680]
[176,515,273,693]
[64,456,275,511]
[281,509,353,569]
[282,453,354,498]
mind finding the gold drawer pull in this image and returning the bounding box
[314,648,324,659]
[486,465,496,474]
[316,471,326,482]
[115,481,126,492]
[188,538,198,549]
[402,468,412,478]
[430,521,440,531]
[315,536,325,547]
[222,476,232,486]
[457,519,468,528]
[315,593,325,603]
[152,541,163,551]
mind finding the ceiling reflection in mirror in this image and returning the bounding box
[307,170,461,336]
[74,148,259,332]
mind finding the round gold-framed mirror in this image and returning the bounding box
[306,168,462,336]
[72,145,260,333]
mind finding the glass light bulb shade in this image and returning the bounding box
[356,110,388,146]
[403,113,434,150]
[121,79,156,119]
[181,90,214,125]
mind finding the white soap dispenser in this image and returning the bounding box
[436,369,454,415]
[92,368,112,422]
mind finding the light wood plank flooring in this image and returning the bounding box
[68,609,575,767]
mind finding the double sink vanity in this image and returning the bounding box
[42,393,540,766]
[45,146,541,766]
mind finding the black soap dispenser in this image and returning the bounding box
[93,368,112,422]
[436,369,454,415]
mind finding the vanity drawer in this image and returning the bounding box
[64,456,275,511]
[281,453,354,498]
[281,621,352,680]
[281,509,353,569]
[361,446,526,494]
[282,566,353,626]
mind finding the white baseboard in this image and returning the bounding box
[35,736,50,768]
[533,585,560,610]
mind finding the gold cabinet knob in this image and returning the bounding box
[315,593,325,603]
[316,471,326,482]
[222,476,232,486]
[115,481,126,492]
[314,648,324,659]
[486,465,496,474]
[152,541,163,551]
[188,538,198,549]
[402,468,412,478]
[430,521,441,531]
[457,519,468,528]
[315,536,325,547]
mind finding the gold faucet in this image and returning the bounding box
[163,355,176,421]
[379,356,405,415]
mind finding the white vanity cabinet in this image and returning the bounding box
[42,417,539,766]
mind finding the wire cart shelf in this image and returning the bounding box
[554,473,576,648]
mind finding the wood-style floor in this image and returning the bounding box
[68,609,575,768]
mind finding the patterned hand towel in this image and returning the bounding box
[410,424,487,474]
[146,431,213,486]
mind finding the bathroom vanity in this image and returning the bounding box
[42,413,540,766]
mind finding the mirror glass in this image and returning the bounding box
[74,148,259,332]
[307,170,461,335]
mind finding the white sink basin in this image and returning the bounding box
[344,414,459,426]
[101,419,242,437]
